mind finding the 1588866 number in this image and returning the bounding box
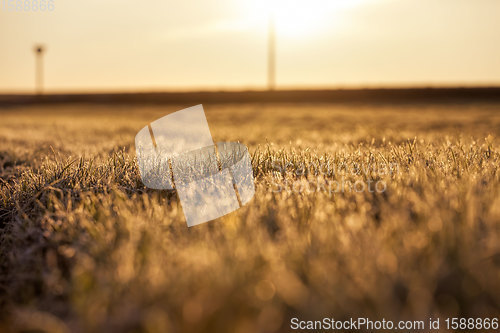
[445,318,498,330]
[2,0,55,12]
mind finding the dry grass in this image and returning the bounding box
[0,103,499,332]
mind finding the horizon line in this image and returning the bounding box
[2,84,500,96]
[1,86,500,106]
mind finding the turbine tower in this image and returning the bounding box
[34,45,45,95]
[268,14,276,90]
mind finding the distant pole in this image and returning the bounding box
[34,45,45,95]
[268,13,276,90]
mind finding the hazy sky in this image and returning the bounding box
[1,0,499,92]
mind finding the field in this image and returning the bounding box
[0,102,499,332]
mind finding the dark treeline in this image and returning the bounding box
[1,87,500,106]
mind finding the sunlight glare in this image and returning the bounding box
[241,0,367,38]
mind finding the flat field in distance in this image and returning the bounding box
[1,103,499,332]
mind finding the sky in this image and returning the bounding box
[1,0,499,92]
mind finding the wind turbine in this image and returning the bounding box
[268,13,276,90]
[34,45,45,95]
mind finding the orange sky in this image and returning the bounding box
[1,0,499,93]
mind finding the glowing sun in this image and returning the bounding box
[241,0,367,38]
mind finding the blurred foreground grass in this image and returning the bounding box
[0,103,499,332]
